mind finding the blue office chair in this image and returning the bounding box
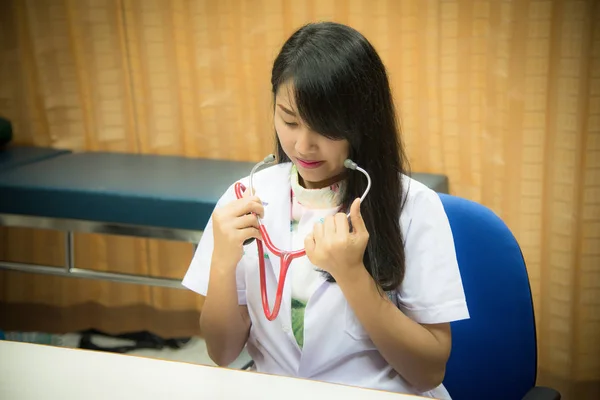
[439,194,560,400]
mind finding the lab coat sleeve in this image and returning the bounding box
[396,189,470,324]
[182,185,248,305]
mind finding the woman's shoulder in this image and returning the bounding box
[399,173,447,220]
[400,173,441,202]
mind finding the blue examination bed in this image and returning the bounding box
[0,145,71,171]
[0,151,255,233]
[0,146,449,287]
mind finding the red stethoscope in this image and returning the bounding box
[234,155,371,321]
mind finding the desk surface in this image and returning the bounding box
[0,341,425,400]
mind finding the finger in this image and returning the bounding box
[238,227,263,243]
[334,213,349,234]
[349,198,366,234]
[248,199,265,219]
[324,215,336,235]
[232,197,264,218]
[234,213,260,230]
[304,233,316,257]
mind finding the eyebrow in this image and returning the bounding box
[277,104,297,117]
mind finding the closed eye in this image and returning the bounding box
[283,120,298,127]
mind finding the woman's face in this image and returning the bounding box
[274,81,350,189]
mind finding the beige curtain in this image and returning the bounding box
[0,0,597,397]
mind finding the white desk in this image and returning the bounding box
[0,341,425,399]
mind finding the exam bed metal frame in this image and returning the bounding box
[0,213,201,289]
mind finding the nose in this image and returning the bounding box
[294,128,318,154]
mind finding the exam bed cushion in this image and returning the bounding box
[0,152,450,231]
[0,152,255,231]
[0,145,71,172]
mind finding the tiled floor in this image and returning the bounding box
[2,331,252,369]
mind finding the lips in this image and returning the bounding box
[296,158,324,169]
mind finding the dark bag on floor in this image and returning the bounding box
[78,329,190,354]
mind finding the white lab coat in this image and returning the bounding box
[183,162,469,399]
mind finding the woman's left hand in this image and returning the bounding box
[304,198,369,279]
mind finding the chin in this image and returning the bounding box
[297,172,322,183]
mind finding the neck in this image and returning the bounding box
[299,172,346,189]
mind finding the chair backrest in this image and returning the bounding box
[439,194,537,400]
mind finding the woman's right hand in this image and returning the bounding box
[212,193,264,268]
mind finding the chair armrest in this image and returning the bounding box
[522,386,561,400]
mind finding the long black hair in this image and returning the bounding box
[271,22,409,291]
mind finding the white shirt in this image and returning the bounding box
[183,162,469,399]
[289,164,342,303]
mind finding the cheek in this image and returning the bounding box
[275,120,293,149]
[326,141,350,163]
[340,142,350,159]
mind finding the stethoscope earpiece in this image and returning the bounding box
[343,159,358,170]
[343,158,371,208]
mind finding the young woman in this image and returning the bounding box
[183,22,469,399]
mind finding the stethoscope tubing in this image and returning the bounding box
[235,156,371,321]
